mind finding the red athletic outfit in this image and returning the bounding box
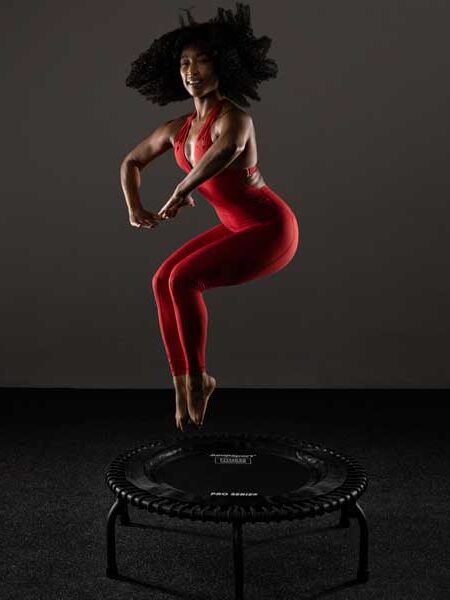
[152,98,300,375]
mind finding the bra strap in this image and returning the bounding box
[198,99,227,145]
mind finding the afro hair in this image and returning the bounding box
[125,2,278,107]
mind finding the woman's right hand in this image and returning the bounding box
[129,206,165,229]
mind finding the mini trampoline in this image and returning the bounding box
[105,432,369,599]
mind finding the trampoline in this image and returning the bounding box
[105,432,369,599]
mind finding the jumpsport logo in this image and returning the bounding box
[210,453,256,465]
[209,453,258,496]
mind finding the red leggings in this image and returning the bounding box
[152,213,299,376]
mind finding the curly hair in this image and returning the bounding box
[125,2,278,107]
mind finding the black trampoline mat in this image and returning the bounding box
[154,450,313,496]
[124,436,349,505]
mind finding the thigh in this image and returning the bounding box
[171,218,298,289]
[155,223,233,277]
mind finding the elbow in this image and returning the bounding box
[224,142,244,156]
[120,156,140,172]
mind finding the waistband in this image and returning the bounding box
[244,165,259,177]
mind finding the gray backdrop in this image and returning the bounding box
[2,1,449,388]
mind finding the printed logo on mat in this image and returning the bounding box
[210,491,258,496]
[210,453,256,465]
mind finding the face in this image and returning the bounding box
[180,44,219,97]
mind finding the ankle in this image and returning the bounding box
[173,374,187,393]
[173,374,187,382]
[186,372,207,389]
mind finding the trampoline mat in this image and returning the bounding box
[123,435,350,506]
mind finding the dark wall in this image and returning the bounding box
[1,1,449,388]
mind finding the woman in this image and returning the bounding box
[120,3,300,431]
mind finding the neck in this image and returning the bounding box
[193,96,224,121]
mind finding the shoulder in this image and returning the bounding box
[164,112,191,146]
[165,112,192,131]
[214,100,252,134]
[218,99,250,121]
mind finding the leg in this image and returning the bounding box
[169,217,298,424]
[347,501,369,582]
[233,522,244,600]
[106,497,122,578]
[119,501,130,526]
[168,217,298,378]
[152,224,233,376]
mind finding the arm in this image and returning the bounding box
[120,117,183,214]
[175,110,252,196]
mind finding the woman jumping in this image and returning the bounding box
[120,3,300,431]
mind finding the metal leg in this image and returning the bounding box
[233,522,244,600]
[106,497,122,578]
[347,501,369,582]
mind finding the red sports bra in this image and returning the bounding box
[173,98,294,231]
[173,98,258,178]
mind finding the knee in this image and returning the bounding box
[169,265,201,294]
[151,267,170,296]
[168,266,186,294]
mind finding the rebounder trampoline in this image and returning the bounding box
[105,432,369,599]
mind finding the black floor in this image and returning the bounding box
[1,389,449,600]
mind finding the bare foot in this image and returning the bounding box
[186,372,217,426]
[173,375,191,432]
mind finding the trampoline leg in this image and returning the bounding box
[106,497,122,578]
[232,522,244,600]
[348,501,369,582]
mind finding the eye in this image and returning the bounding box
[180,55,210,65]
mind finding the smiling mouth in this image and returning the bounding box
[187,80,203,86]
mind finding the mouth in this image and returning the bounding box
[186,79,203,88]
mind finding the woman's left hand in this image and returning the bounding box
[158,189,195,220]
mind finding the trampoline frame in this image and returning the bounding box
[105,433,369,599]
